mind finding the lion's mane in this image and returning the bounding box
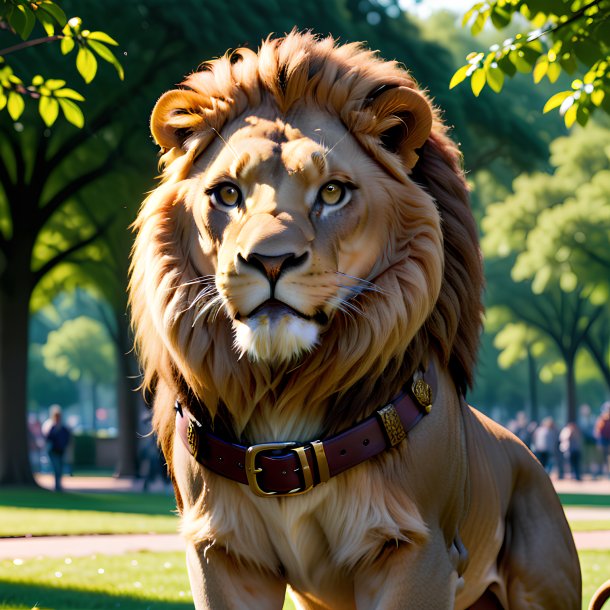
[129,32,483,457]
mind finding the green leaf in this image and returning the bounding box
[39,96,59,127]
[18,5,36,39]
[542,90,572,113]
[564,104,577,128]
[87,31,119,46]
[58,98,84,127]
[76,48,98,84]
[471,10,488,36]
[508,50,534,74]
[0,91,7,111]
[39,1,67,27]
[498,53,516,77]
[8,5,29,39]
[559,53,577,74]
[35,10,56,36]
[533,57,548,83]
[486,66,504,92]
[449,64,471,89]
[462,3,483,27]
[45,79,66,91]
[7,91,25,120]
[86,40,124,79]
[547,61,561,83]
[471,68,486,97]
[575,103,589,127]
[60,36,75,55]
[490,6,511,28]
[591,88,605,107]
[54,88,85,101]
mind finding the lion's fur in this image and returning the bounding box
[130,31,482,434]
[129,31,580,609]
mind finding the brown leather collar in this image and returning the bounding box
[175,362,437,497]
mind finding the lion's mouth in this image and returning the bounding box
[238,299,329,325]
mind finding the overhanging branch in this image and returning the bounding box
[32,221,111,287]
[36,155,117,230]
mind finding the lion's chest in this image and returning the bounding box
[177,439,427,595]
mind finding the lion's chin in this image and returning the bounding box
[232,314,319,363]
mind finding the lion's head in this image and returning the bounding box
[130,31,483,437]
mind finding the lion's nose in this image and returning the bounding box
[239,251,309,285]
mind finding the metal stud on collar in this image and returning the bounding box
[412,373,433,414]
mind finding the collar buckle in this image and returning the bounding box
[245,442,314,497]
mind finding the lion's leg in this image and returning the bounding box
[497,469,581,610]
[186,543,286,610]
[354,533,461,609]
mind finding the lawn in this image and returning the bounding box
[0,550,606,610]
[0,486,607,609]
[0,489,178,537]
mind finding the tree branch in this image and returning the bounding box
[0,35,62,56]
[43,43,182,177]
[36,155,118,230]
[32,221,111,287]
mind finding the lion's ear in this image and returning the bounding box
[366,85,433,171]
[150,89,207,150]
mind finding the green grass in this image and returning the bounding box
[0,550,604,610]
[568,519,610,532]
[581,550,610,608]
[0,488,178,537]
[0,551,192,609]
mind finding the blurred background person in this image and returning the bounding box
[532,417,558,475]
[559,421,582,481]
[42,405,71,491]
[594,402,610,477]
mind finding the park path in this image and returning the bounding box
[0,475,608,560]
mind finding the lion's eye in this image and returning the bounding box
[208,183,243,209]
[318,181,350,207]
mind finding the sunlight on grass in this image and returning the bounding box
[581,550,610,609]
[0,551,297,610]
[0,550,606,609]
[0,506,178,537]
[568,519,610,533]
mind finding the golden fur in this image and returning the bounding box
[129,32,581,609]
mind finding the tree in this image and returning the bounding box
[452,0,610,127]
[41,316,115,429]
[481,127,610,421]
[0,0,571,485]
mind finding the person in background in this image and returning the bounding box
[594,402,610,477]
[532,416,558,474]
[42,405,71,491]
[559,421,582,481]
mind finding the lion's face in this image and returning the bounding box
[130,33,483,422]
[179,105,439,363]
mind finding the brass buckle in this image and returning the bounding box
[245,442,314,497]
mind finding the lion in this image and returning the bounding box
[129,31,583,609]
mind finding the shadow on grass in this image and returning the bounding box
[559,493,610,507]
[0,487,176,516]
[0,581,192,610]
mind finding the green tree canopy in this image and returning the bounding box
[453,0,610,127]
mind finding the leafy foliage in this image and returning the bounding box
[480,126,610,419]
[41,315,116,384]
[0,1,122,127]
[452,0,610,127]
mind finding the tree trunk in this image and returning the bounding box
[584,335,610,392]
[114,312,141,478]
[565,355,577,424]
[0,279,35,485]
